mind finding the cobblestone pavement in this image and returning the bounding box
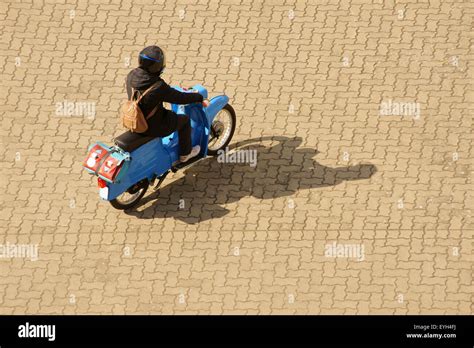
[0,0,472,314]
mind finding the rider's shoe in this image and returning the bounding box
[180,145,201,163]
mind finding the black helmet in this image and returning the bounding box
[138,46,166,74]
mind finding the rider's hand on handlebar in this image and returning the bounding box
[202,99,209,107]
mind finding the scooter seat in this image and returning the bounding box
[114,131,158,152]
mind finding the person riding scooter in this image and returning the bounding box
[126,45,203,163]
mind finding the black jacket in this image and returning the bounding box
[125,68,203,137]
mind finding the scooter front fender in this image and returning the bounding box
[205,95,229,125]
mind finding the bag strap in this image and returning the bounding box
[131,88,138,101]
[145,105,159,120]
[136,81,162,103]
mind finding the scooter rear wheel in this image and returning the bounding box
[207,104,236,156]
[110,180,149,210]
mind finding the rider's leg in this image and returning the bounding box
[177,115,200,162]
[176,115,192,156]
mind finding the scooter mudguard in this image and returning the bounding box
[206,95,229,125]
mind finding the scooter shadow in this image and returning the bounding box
[124,136,377,223]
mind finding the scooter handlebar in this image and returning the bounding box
[186,88,208,106]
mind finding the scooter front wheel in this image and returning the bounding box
[110,180,149,210]
[207,104,236,156]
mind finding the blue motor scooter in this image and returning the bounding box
[83,84,236,210]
